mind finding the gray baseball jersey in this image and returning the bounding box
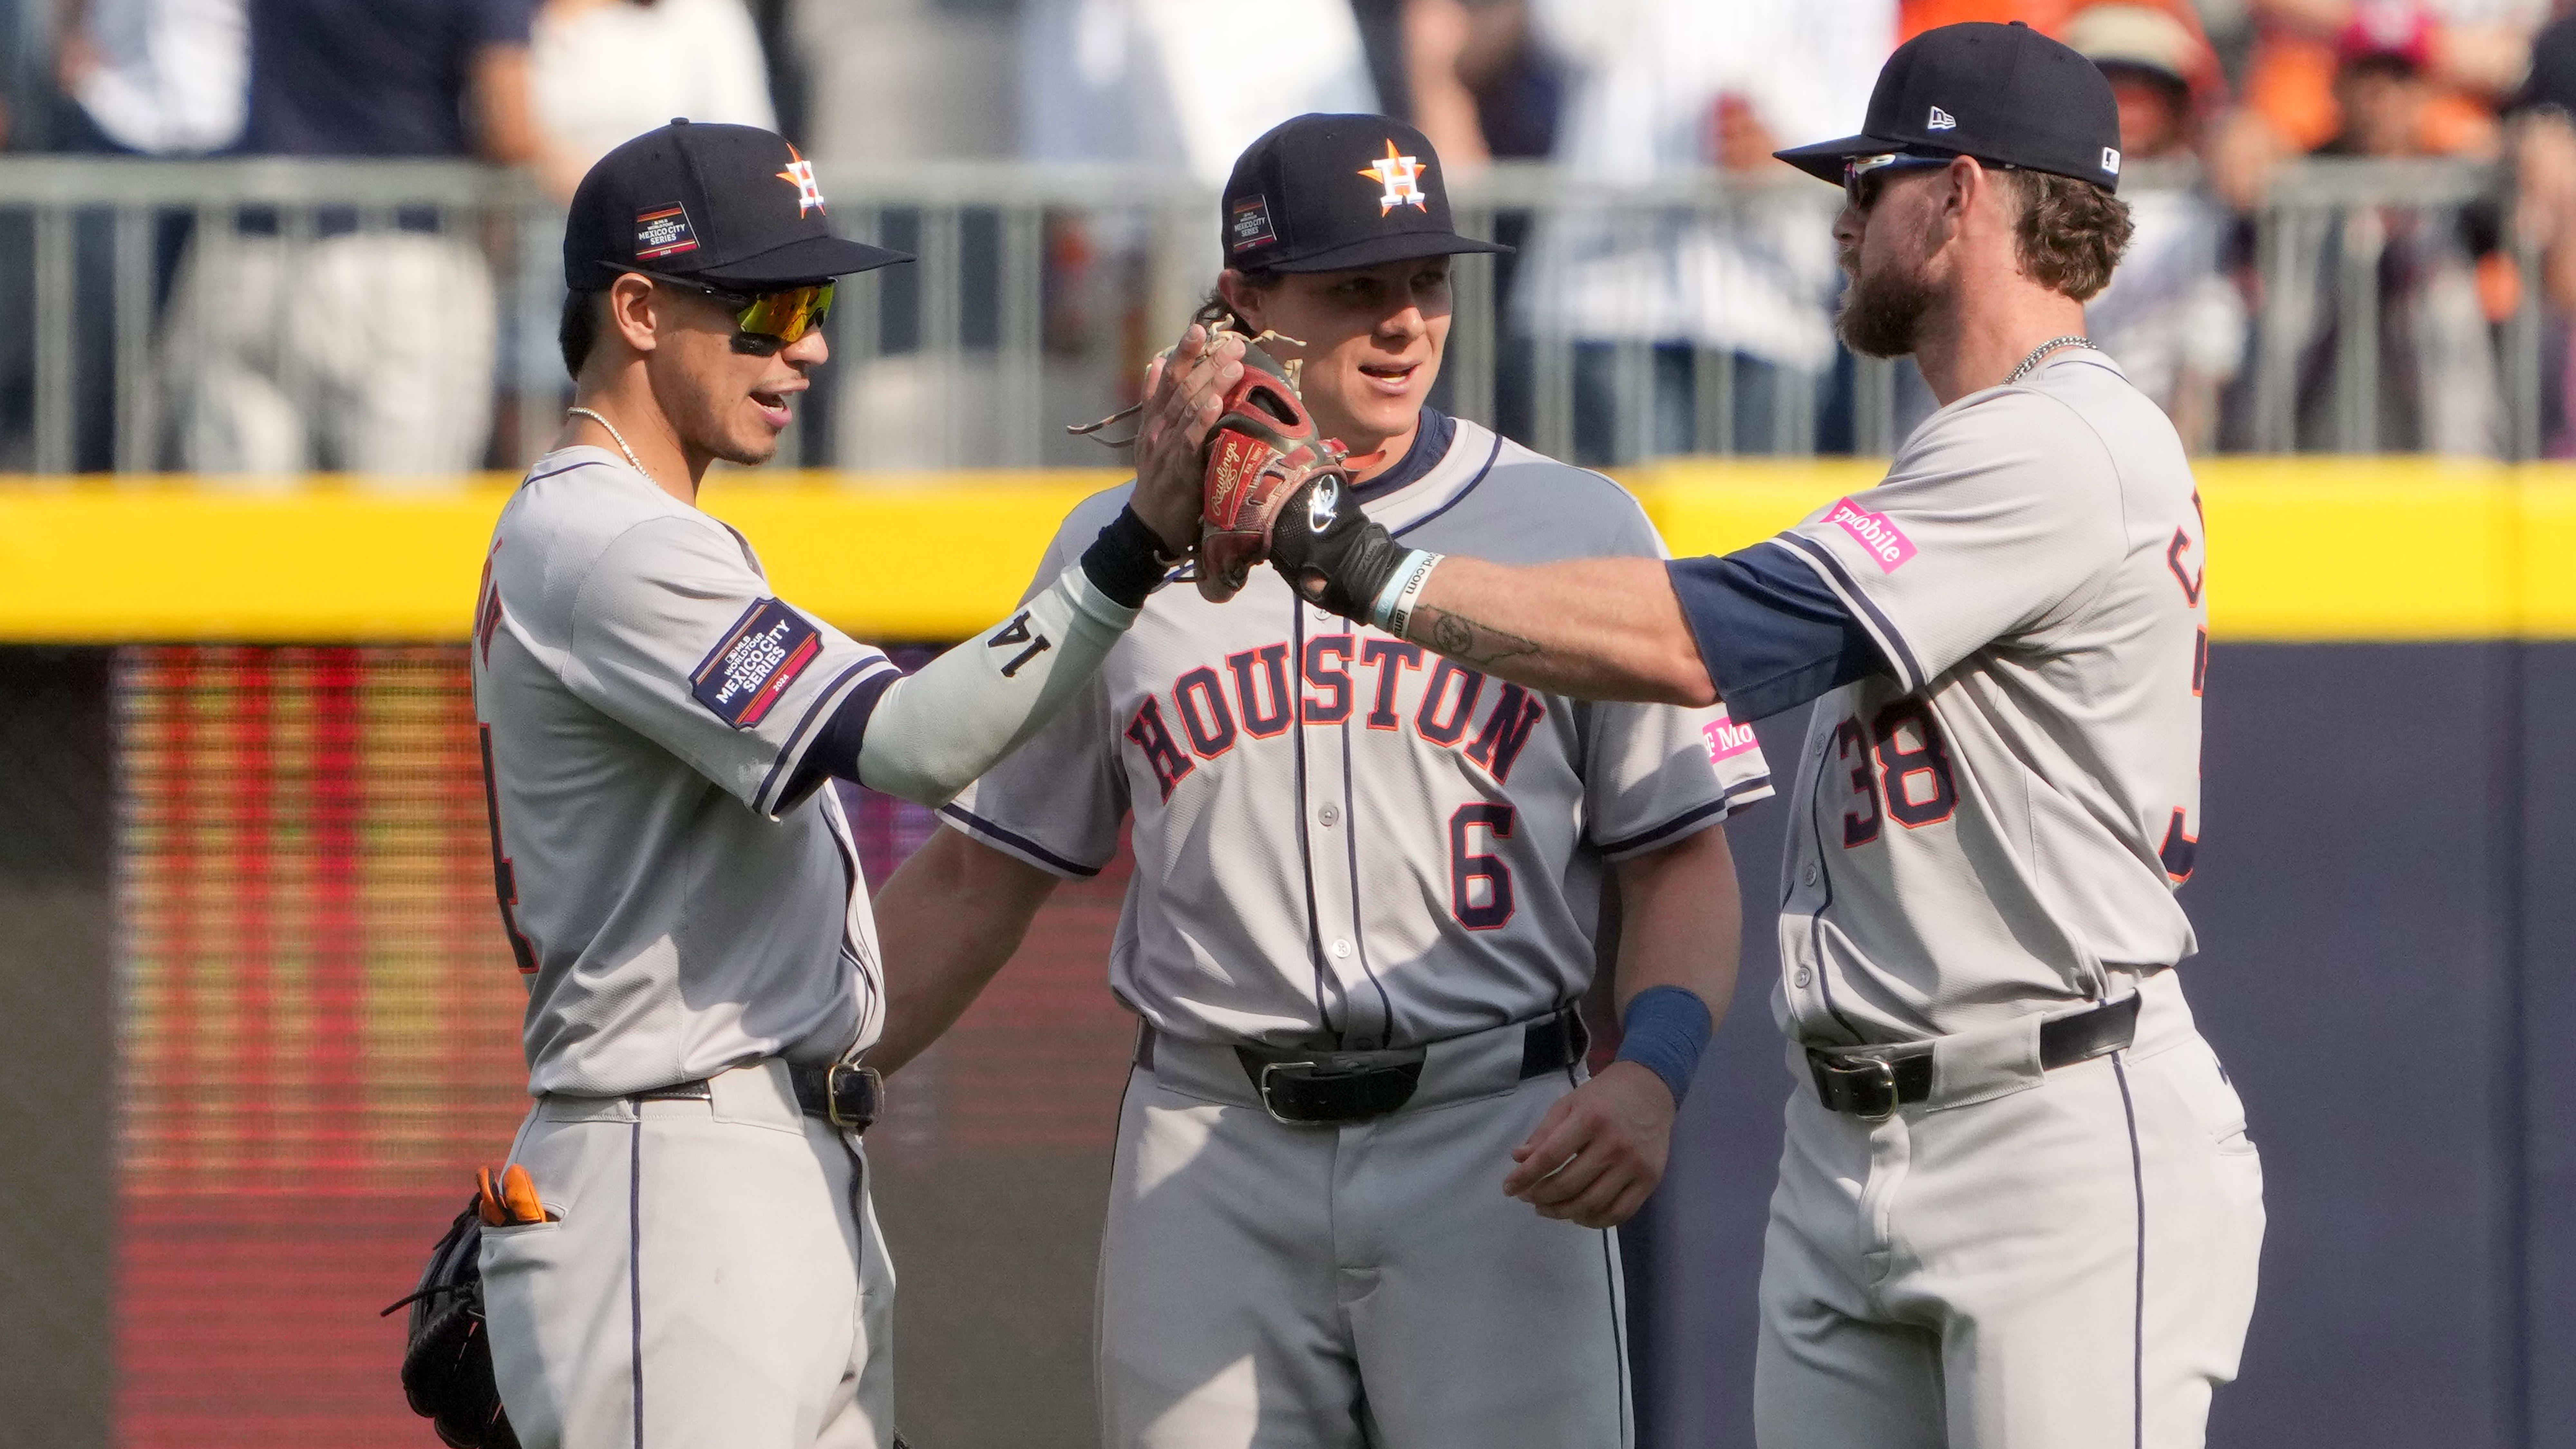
[471,445,893,1097]
[1766,348,2207,1047]
[946,415,1774,1050]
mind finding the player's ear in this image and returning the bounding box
[606,272,661,357]
[1216,268,1268,333]
[1945,155,1983,224]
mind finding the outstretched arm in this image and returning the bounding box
[1238,478,1885,719]
[1396,555,1716,706]
[794,326,1246,808]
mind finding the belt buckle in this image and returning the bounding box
[825,1062,882,1131]
[1824,1055,1899,1122]
[1255,1060,1320,1127]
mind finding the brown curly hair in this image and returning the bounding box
[2008,171,2133,303]
[1198,268,1282,336]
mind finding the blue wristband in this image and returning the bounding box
[1614,986,1713,1108]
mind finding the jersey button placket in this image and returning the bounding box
[1296,601,1381,1047]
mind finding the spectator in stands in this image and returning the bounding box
[1020,0,1379,188]
[2260,1,2508,452]
[1001,0,1377,467]
[2209,0,2541,209]
[1401,0,1558,168]
[159,0,540,480]
[2068,2,2249,449]
[34,0,245,473]
[531,0,776,201]
[55,0,245,156]
[2496,8,2576,449]
[1512,0,1896,461]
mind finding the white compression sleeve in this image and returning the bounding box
[854,562,1141,808]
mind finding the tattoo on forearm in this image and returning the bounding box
[1410,606,1542,669]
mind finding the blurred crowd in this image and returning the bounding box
[1,0,2575,471]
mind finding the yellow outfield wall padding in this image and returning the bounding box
[2519,470,2576,636]
[0,459,2564,642]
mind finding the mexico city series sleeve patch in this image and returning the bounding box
[691,598,823,728]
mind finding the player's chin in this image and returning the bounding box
[715,398,793,464]
[1339,375,1429,438]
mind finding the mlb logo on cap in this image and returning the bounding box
[1219,114,1511,275]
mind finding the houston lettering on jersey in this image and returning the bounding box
[691,598,821,728]
[1125,635,1548,801]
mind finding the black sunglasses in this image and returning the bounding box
[1841,151,2020,210]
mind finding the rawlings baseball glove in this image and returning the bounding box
[1193,340,1366,602]
[383,1196,519,1449]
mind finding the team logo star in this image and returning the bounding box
[777,143,827,218]
[1358,141,1429,216]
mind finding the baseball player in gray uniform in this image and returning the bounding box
[1216,27,2265,1448]
[867,115,1771,1449]
[467,121,1238,1449]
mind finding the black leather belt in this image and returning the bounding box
[1806,993,2139,1121]
[633,1061,882,1132]
[1137,1010,1590,1126]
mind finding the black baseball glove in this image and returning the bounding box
[383,1198,520,1449]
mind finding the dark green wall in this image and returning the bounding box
[0,649,113,1449]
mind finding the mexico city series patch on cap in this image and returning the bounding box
[692,598,821,728]
[635,202,700,260]
[1229,195,1278,253]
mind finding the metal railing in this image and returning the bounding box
[0,154,2541,477]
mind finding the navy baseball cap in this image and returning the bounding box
[1221,114,1511,274]
[564,119,911,290]
[1775,21,2125,193]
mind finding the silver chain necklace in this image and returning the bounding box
[2005,335,2094,385]
[566,406,653,484]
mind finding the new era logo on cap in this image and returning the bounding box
[1772,23,2127,194]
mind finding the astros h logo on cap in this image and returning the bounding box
[1359,141,1430,216]
[1219,114,1510,276]
[776,144,826,219]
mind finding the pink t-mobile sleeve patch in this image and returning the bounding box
[1703,711,1760,763]
[1826,497,1917,573]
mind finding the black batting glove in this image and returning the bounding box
[1266,476,1412,623]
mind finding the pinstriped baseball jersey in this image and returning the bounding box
[1766,349,2207,1047]
[947,414,1774,1051]
[471,447,894,1097]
